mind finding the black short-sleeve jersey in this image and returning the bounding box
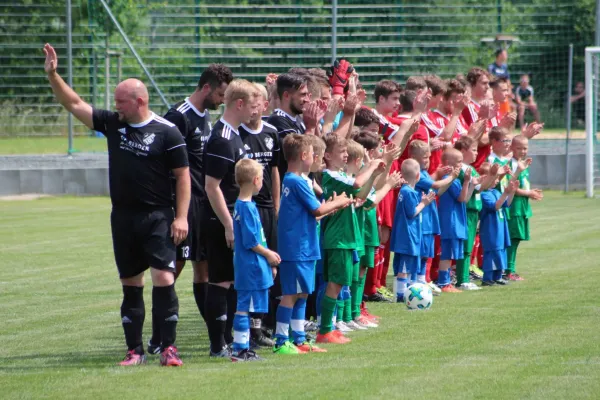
[163,98,211,198]
[203,118,246,214]
[239,121,280,208]
[92,108,188,209]
[266,108,305,177]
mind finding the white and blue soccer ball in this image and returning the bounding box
[404,283,433,310]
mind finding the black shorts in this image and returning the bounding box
[111,207,176,279]
[257,206,277,251]
[204,209,235,283]
[176,194,206,262]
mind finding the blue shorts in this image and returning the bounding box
[420,234,435,259]
[280,260,316,295]
[237,289,269,313]
[483,249,507,273]
[392,253,419,275]
[441,239,464,260]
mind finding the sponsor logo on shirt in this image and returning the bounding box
[143,133,155,145]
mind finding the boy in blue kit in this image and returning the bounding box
[409,140,459,292]
[231,159,280,362]
[479,159,529,286]
[437,148,478,293]
[274,134,352,354]
[390,159,436,302]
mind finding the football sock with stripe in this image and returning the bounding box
[291,298,307,345]
[274,305,293,346]
[153,284,179,349]
[232,313,250,354]
[121,285,145,353]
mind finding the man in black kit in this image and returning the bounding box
[266,73,311,177]
[147,64,233,354]
[239,83,280,347]
[44,44,191,367]
[203,79,261,357]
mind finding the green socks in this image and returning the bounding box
[319,295,337,334]
[351,275,366,319]
[507,239,521,274]
[455,255,471,286]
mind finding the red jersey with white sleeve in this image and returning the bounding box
[421,109,461,174]
[371,108,400,143]
[462,99,481,127]
[392,114,430,166]
[472,108,500,169]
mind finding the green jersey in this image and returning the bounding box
[459,163,482,211]
[488,153,510,193]
[360,188,379,247]
[508,158,532,218]
[321,169,361,250]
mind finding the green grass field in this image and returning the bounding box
[0,128,588,155]
[1,193,600,399]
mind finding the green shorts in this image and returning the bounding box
[324,249,354,286]
[360,246,376,268]
[464,209,479,254]
[508,216,530,241]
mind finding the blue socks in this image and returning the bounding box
[291,298,307,345]
[395,277,407,302]
[274,305,293,346]
[438,270,450,287]
[232,313,249,354]
[493,269,503,281]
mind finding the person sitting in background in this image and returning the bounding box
[515,74,541,128]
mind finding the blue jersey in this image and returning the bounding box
[438,177,467,240]
[488,62,510,80]
[233,199,274,291]
[278,172,321,261]
[480,189,511,251]
[415,170,441,235]
[390,185,421,256]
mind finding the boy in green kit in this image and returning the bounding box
[316,134,385,344]
[487,126,513,192]
[506,135,543,281]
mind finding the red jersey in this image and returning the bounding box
[371,108,400,142]
[377,159,399,229]
[472,108,500,169]
[392,115,430,166]
[462,99,481,127]
[421,109,461,174]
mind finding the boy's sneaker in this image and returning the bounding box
[377,286,394,299]
[494,278,509,285]
[367,292,392,303]
[427,282,442,296]
[470,264,484,279]
[316,331,349,344]
[295,341,327,353]
[160,346,183,367]
[505,273,524,281]
[396,294,405,303]
[356,316,378,328]
[147,340,161,355]
[251,334,275,348]
[360,302,380,319]
[346,320,368,330]
[273,341,300,355]
[335,321,354,333]
[210,346,232,359]
[459,282,482,291]
[481,280,496,286]
[440,285,462,293]
[332,330,351,343]
[304,320,318,332]
[119,349,146,366]
[231,349,263,362]
[360,308,379,323]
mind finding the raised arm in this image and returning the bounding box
[44,44,93,129]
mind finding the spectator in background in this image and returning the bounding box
[515,74,541,128]
[488,49,510,80]
[571,81,585,128]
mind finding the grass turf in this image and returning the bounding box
[1,192,600,399]
[0,128,588,155]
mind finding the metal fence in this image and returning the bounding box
[0,0,591,153]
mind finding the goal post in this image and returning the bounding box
[585,47,600,198]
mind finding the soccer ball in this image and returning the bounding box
[403,283,433,310]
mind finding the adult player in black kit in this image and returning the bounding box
[203,79,260,357]
[147,64,233,354]
[44,44,191,367]
[266,73,310,177]
[239,83,280,348]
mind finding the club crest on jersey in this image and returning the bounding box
[194,127,201,134]
[143,133,155,145]
[118,128,127,135]
[264,137,274,150]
